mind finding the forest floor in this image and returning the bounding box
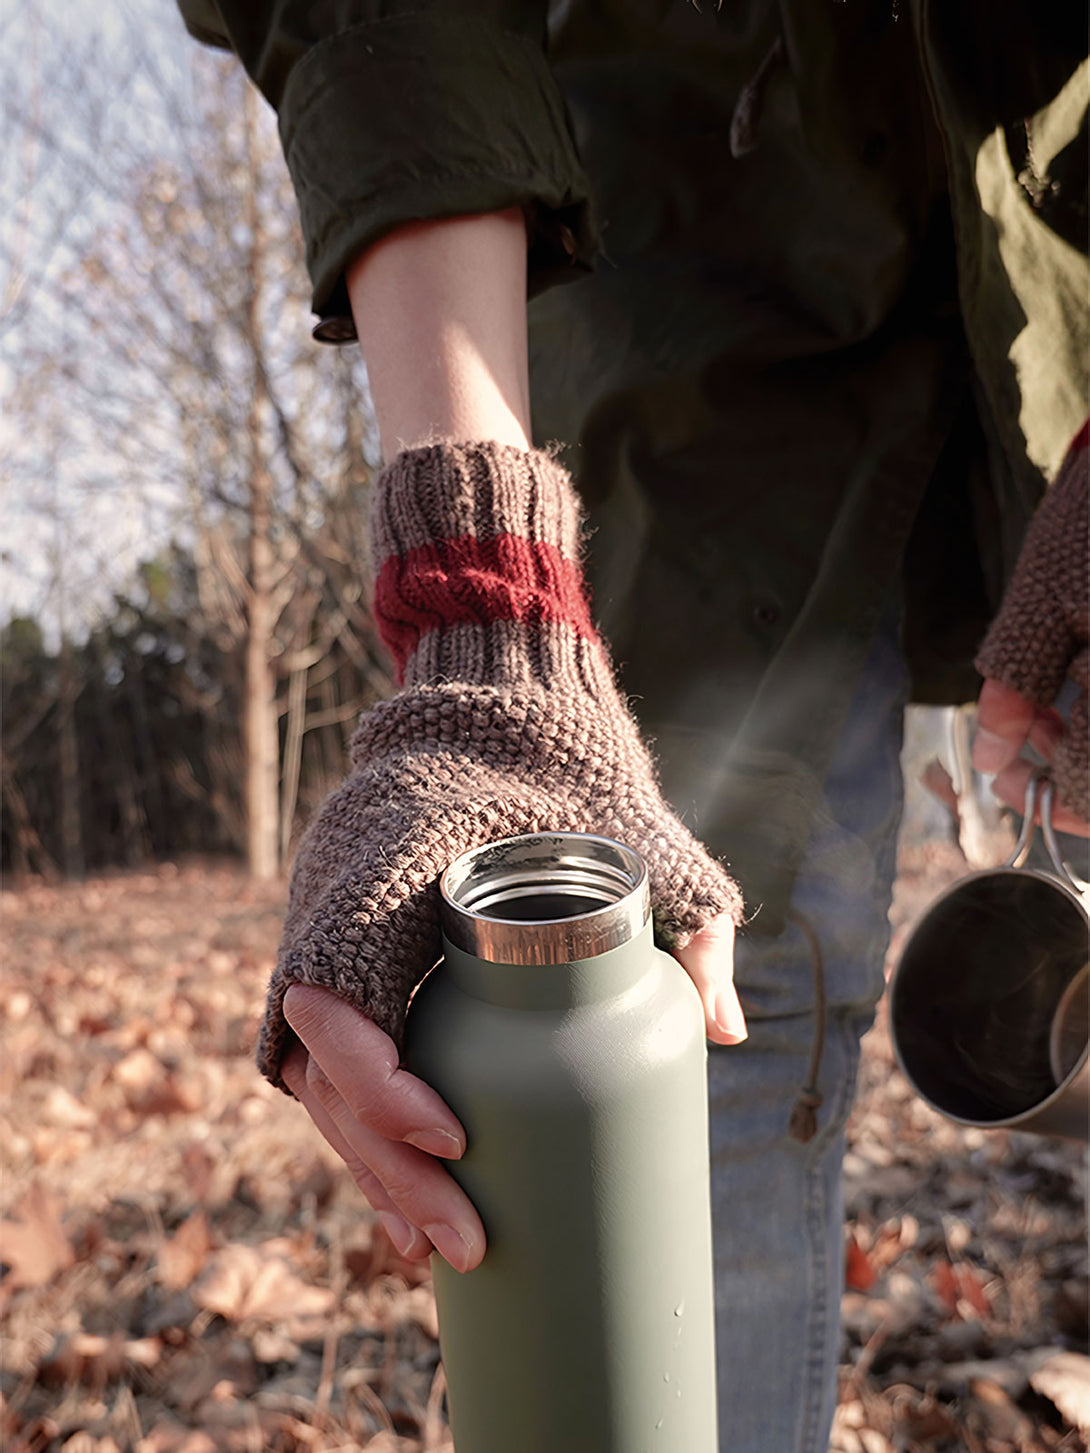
[1,840,1087,1453]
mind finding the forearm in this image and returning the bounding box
[346,209,532,458]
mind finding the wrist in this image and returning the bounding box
[347,212,532,456]
[371,441,612,695]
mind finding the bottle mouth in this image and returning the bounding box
[439,833,650,964]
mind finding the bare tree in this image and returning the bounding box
[2,6,392,876]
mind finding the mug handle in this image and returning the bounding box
[1007,772,1089,896]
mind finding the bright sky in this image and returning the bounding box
[0,0,271,642]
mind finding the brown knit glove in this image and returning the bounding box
[975,427,1089,818]
[258,441,743,1091]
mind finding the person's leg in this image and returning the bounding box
[707,615,908,1453]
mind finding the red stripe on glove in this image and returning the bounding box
[374,534,597,679]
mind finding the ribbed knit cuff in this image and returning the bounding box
[371,441,613,695]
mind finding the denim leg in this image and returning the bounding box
[708,619,908,1453]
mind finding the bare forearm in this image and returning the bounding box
[346,209,531,458]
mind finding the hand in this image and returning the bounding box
[280,918,744,1276]
[972,677,1089,836]
[259,442,746,1088]
[973,425,1087,827]
[281,983,485,1271]
[261,442,747,1271]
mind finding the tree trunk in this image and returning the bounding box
[279,659,308,870]
[57,633,85,880]
[123,638,169,853]
[244,458,280,880]
[94,638,148,866]
[242,86,280,881]
[1,756,59,883]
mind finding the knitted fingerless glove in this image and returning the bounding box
[259,441,744,1090]
[975,425,1089,819]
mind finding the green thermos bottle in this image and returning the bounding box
[404,832,719,1453]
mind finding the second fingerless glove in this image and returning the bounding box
[975,426,1089,817]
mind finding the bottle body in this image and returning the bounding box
[403,834,718,1453]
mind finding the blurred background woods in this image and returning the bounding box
[1,9,1087,1453]
[0,0,393,884]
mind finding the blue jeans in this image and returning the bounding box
[707,620,908,1452]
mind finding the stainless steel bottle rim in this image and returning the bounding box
[439,833,651,964]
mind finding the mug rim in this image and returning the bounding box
[889,863,1089,1134]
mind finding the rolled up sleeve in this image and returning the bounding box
[177,3,595,336]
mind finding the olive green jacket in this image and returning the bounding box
[180,0,1088,929]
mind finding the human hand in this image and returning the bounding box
[278,909,741,1276]
[973,676,1089,836]
[259,441,745,1099]
[257,443,745,1265]
[281,984,485,1271]
[973,426,1088,829]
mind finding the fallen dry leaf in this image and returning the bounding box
[60,1435,98,1453]
[111,1048,198,1116]
[967,1376,1034,1444]
[0,1180,74,1289]
[38,1331,162,1390]
[932,1258,992,1320]
[42,1085,97,1130]
[164,1339,260,1412]
[896,1393,962,1442]
[1026,1350,1090,1433]
[845,1234,877,1293]
[192,1241,334,1324]
[157,1211,213,1292]
[135,1426,217,1453]
[178,1143,216,1203]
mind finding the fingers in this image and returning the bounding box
[990,757,1090,837]
[282,987,487,1272]
[671,912,747,1046]
[305,1054,485,1270]
[1027,707,1065,762]
[972,678,1036,774]
[974,679,1090,836]
[282,1046,433,1261]
[284,984,465,1155]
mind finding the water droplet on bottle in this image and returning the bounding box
[674,1301,685,1317]
[655,1419,663,1430]
[663,1371,671,1382]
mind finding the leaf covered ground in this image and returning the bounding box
[1,847,1086,1453]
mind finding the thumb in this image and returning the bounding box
[671,912,747,1045]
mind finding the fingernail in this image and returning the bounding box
[715,990,748,1044]
[972,728,1007,772]
[377,1212,415,1257]
[424,1222,474,1273]
[405,1128,464,1158]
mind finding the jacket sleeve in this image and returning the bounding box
[175,1,595,337]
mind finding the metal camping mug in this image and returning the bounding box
[403,832,719,1453]
[890,774,1089,1139]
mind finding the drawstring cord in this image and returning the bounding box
[786,909,827,1144]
